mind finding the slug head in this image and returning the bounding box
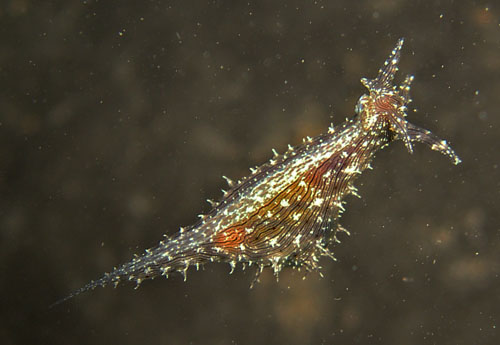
[355,38,415,153]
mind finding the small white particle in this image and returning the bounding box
[313,198,323,207]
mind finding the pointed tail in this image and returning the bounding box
[50,232,217,308]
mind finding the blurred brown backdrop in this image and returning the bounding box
[1,0,499,344]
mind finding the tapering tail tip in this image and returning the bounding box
[49,275,111,309]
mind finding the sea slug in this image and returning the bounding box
[53,38,460,306]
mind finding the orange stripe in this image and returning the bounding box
[213,226,246,249]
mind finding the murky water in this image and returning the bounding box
[2,1,498,344]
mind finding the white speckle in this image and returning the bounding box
[245,206,256,214]
[313,198,324,207]
[344,165,361,174]
[294,234,302,246]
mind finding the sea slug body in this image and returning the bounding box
[53,38,460,306]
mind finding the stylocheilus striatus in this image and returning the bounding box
[51,38,460,307]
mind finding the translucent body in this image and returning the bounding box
[52,38,460,307]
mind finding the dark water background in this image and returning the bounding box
[1,1,499,344]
